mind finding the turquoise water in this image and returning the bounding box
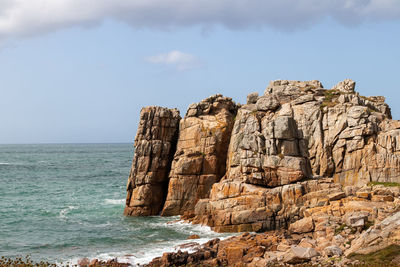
[0,144,230,265]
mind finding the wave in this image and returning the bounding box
[104,199,125,205]
[62,220,235,266]
[0,162,11,165]
[65,243,196,266]
[58,206,78,220]
[66,236,230,266]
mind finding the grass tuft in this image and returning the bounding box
[368,181,400,187]
[348,244,400,265]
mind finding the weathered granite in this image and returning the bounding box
[161,95,238,216]
[125,79,400,235]
[124,79,400,266]
[124,106,180,216]
[225,79,398,188]
[152,183,400,266]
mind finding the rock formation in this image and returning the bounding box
[227,79,397,187]
[124,79,400,266]
[190,79,400,232]
[148,182,400,266]
[124,106,180,216]
[125,79,400,220]
[161,95,238,216]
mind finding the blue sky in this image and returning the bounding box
[0,1,400,144]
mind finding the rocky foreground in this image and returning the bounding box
[148,181,400,266]
[124,79,400,266]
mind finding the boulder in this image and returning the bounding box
[345,212,369,228]
[289,217,314,234]
[345,211,400,256]
[324,245,343,256]
[256,95,280,111]
[332,79,356,93]
[78,258,90,267]
[283,246,318,264]
[247,92,259,104]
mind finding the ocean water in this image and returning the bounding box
[0,144,231,265]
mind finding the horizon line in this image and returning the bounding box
[0,142,134,145]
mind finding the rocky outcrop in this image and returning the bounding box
[161,95,238,216]
[345,209,400,256]
[148,183,400,266]
[124,106,180,216]
[125,79,400,232]
[226,79,398,188]
[191,177,341,232]
[124,78,400,266]
[190,79,400,232]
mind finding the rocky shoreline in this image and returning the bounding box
[123,79,400,266]
[147,181,400,266]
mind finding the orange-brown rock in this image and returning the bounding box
[125,79,400,233]
[191,177,343,232]
[289,216,314,234]
[124,106,180,216]
[146,232,287,267]
[148,182,400,266]
[161,95,238,216]
[186,79,400,232]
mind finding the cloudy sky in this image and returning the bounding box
[1,0,400,143]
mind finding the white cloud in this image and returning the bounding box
[0,0,400,40]
[146,50,200,71]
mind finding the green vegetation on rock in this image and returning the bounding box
[348,244,400,266]
[368,181,400,187]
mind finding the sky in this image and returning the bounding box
[0,0,400,144]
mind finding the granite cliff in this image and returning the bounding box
[124,79,400,266]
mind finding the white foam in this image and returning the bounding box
[0,162,11,165]
[58,206,78,220]
[104,199,125,205]
[81,220,233,266]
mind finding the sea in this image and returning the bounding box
[0,144,232,265]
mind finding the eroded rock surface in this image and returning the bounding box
[227,79,398,188]
[150,183,400,266]
[126,78,400,266]
[191,79,400,232]
[124,106,180,216]
[161,95,238,216]
[125,79,400,235]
